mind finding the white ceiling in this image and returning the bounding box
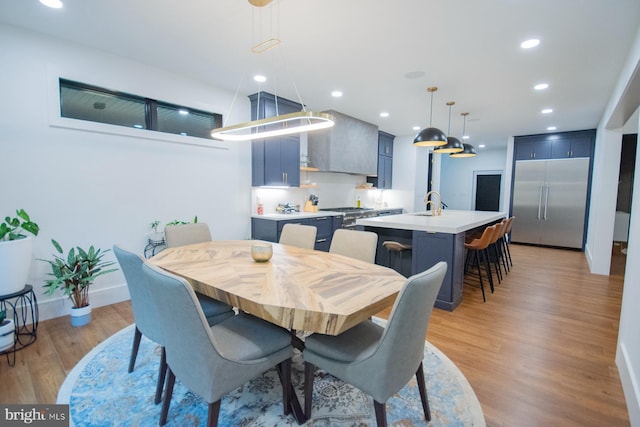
[2,0,640,150]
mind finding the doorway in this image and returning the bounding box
[475,172,502,211]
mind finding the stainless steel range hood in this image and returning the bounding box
[307,110,378,175]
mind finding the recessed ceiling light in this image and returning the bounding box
[412,126,421,131]
[462,135,470,140]
[331,90,343,98]
[40,0,63,8]
[133,124,143,129]
[521,39,540,49]
[253,75,267,83]
[179,109,189,115]
[547,126,557,131]
[478,144,486,148]
[380,112,389,118]
[541,108,553,114]
[534,83,549,90]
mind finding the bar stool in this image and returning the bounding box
[464,225,496,302]
[488,221,507,283]
[502,217,514,269]
[382,241,412,277]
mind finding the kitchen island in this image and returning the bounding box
[357,209,506,310]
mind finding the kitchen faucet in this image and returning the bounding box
[424,191,442,216]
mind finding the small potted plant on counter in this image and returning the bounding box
[41,239,118,327]
[0,309,15,352]
[0,209,39,297]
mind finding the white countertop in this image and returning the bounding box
[356,210,506,233]
[252,211,344,220]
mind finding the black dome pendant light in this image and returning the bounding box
[413,87,448,147]
[434,101,464,154]
[451,112,477,157]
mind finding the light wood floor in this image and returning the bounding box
[0,244,629,426]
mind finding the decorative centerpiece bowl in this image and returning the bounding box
[251,242,273,262]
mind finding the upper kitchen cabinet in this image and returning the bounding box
[307,110,378,175]
[514,136,552,160]
[514,129,595,161]
[250,92,301,187]
[550,131,594,158]
[369,131,395,189]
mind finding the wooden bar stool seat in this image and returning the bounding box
[382,241,413,277]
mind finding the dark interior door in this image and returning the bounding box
[476,174,501,211]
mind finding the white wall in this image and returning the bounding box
[585,26,640,426]
[0,25,252,320]
[440,148,508,211]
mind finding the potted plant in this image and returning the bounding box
[0,209,40,297]
[149,220,164,244]
[41,239,118,327]
[0,309,15,352]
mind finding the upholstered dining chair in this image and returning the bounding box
[141,262,294,427]
[162,223,237,322]
[329,228,378,263]
[279,223,317,250]
[164,222,212,248]
[113,246,234,405]
[303,261,447,427]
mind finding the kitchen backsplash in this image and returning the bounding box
[251,172,406,214]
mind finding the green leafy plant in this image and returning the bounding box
[0,209,39,241]
[166,216,198,226]
[0,309,6,324]
[41,239,118,309]
[150,220,161,233]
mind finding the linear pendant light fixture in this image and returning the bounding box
[210,0,335,142]
[414,87,448,147]
[434,101,464,154]
[451,112,477,157]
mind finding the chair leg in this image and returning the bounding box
[128,326,142,373]
[481,249,495,293]
[474,250,486,302]
[491,243,502,283]
[207,400,221,427]
[373,400,388,427]
[160,367,175,426]
[304,362,315,420]
[415,362,431,422]
[154,346,167,405]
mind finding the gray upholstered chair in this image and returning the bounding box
[162,223,237,321]
[141,262,294,427]
[303,261,447,427]
[113,246,234,405]
[164,222,212,248]
[279,223,317,250]
[329,228,378,263]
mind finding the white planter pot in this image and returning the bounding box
[148,232,165,244]
[0,319,16,352]
[0,236,33,297]
[70,305,92,327]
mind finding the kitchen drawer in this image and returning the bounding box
[308,216,333,237]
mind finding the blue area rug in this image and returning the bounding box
[58,322,485,426]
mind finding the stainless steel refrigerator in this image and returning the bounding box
[511,157,589,249]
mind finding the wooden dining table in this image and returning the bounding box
[149,239,406,336]
[150,239,406,424]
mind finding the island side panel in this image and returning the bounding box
[411,231,465,311]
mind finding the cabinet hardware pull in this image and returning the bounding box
[543,185,549,220]
[537,186,543,220]
[316,238,327,243]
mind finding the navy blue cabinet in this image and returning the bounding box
[251,215,342,252]
[369,131,395,189]
[250,92,301,187]
[515,130,594,160]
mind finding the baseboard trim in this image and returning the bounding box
[35,283,131,322]
[617,342,640,426]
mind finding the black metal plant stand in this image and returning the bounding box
[0,285,39,366]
